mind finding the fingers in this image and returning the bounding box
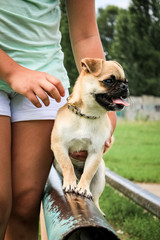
[27,91,42,108]
[31,74,65,107]
[34,88,50,106]
[105,140,110,148]
[28,81,64,108]
[69,151,88,161]
[40,80,62,103]
[46,74,65,98]
[104,137,112,153]
[38,74,65,104]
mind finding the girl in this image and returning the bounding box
[0,1,116,239]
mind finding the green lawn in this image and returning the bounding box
[103,121,160,182]
[101,121,160,240]
[100,185,160,240]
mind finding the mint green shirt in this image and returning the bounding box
[0,0,70,93]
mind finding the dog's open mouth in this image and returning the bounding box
[95,93,130,111]
[112,98,130,107]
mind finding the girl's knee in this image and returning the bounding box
[0,194,12,225]
[12,189,41,222]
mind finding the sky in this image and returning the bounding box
[95,0,131,11]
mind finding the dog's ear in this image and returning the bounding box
[81,58,104,76]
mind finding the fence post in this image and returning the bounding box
[42,166,120,240]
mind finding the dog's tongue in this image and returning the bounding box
[112,98,130,107]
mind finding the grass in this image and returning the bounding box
[100,121,160,240]
[100,185,160,240]
[103,121,160,182]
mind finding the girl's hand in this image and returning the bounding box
[69,150,88,161]
[0,49,65,107]
[70,135,113,161]
[7,65,65,108]
[104,136,112,153]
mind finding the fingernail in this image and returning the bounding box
[56,98,61,103]
[36,103,42,108]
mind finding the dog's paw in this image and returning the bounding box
[74,186,93,200]
[63,184,77,193]
[62,176,77,193]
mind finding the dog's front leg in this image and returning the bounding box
[75,151,103,198]
[52,142,77,193]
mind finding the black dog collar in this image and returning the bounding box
[67,103,100,120]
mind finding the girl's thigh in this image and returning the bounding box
[0,116,12,216]
[11,120,54,213]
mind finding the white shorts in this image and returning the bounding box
[0,89,69,122]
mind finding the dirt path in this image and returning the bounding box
[136,183,160,197]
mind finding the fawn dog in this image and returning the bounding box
[51,58,129,214]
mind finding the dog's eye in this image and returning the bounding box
[102,78,114,85]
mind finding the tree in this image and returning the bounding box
[97,6,119,59]
[111,0,160,96]
[60,0,78,91]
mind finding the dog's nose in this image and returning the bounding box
[120,83,127,90]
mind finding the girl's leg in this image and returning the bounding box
[5,120,54,240]
[0,116,12,240]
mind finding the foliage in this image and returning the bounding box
[113,0,160,96]
[60,0,78,91]
[97,6,119,59]
[103,121,160,182]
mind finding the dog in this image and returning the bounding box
[51,58,129,215]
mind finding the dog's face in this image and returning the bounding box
[81,58,129,111]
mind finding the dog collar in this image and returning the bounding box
[67,103,100,120]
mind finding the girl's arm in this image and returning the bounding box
[66,0,117,151]
[66,0,105,71]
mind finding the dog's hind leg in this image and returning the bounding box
[90,159,106,216]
